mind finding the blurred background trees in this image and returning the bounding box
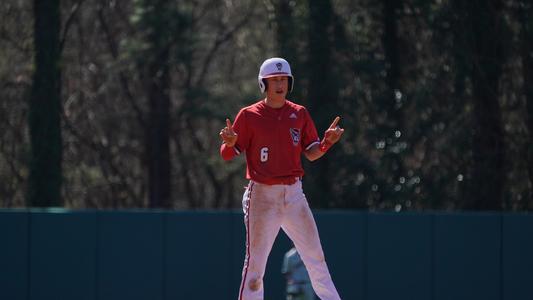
[0,0,532,211]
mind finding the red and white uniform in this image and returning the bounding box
[221,99,341,300]
[221,99,319,183]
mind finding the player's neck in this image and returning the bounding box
[264,96,286,109]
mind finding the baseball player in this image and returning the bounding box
[282,247,316,300]
[219,57,343,300]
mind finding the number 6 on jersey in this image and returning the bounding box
[260,147,269,162]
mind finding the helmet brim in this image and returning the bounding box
[260,72,292,79]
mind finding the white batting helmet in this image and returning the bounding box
[258,57,294,93]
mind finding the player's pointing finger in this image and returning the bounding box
[329,116,341,129]
[226,118,236,135]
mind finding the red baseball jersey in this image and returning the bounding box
[220,99,320,185]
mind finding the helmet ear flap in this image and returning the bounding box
[288,77,293,93]
[259,79,267,93]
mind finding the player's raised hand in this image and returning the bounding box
[324,116,344,144]
[219,118,238,147]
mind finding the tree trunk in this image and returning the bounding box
[137,0,172,209]
[463,0,505,210]
[383,0,401,95]
[519,3,533,209]
[274,0,295,60]
[381,0,406,205]
[307,0,336,208]
[28,0,62,207]
[147,51,171,209]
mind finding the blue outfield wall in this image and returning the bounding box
[0,209,532,300]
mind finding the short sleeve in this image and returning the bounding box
[232,108,250,153]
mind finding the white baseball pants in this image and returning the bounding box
[238,179,341,300]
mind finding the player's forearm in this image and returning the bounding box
[304,144,327,161]
[304,137,336,161]
[220,143,240,161]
